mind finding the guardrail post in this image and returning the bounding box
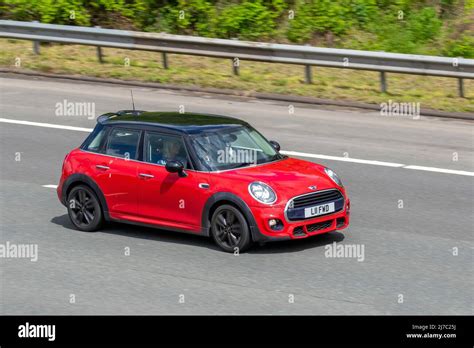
[232,58,239,76]
[33,40,40,55]
[162,52,169,69]
[96,47,104,63]
[458,78,465,98]
[380,71,387,93]
[95,26,104,63]
[231,38,240,76]
[304,44,312,84]
[304,65,312,84]
[32,21,40,54]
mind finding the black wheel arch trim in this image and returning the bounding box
[61,174,111,221]
[201,192,288,242]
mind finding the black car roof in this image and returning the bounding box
[97,111,249,134]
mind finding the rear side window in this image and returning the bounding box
[85,127,107,153]
[106,128,141,160]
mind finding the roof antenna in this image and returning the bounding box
[130,90,136,115]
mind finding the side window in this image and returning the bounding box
[106,128,141,160]
[144,132,190,169]
[85,127,107,153]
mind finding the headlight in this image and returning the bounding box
[248,182,277,204]
[325,168,343,187]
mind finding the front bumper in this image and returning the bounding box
[249,199,350,241]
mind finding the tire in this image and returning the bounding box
[66,184,103,232]
[210,204,252,253]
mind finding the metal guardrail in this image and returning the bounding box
[1,20,473,97]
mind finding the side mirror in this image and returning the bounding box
[269,140,280,152]
[165,160,187,177]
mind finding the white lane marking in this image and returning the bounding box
[42,184,58,189]
[2,118,473,177]
[283,151,474,176]
[403,165,474,177]
[281,150,404,167]
[0,118,93,132]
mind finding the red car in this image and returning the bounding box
[57,111,350,252]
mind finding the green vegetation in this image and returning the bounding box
[1,0,473,57]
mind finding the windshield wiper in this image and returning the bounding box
[229,162,253,169]
[265,153,283,162]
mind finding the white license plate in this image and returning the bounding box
[304,202,335,218]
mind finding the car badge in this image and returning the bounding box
[308,185,317,190]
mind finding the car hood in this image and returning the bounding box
[212,157,341,204]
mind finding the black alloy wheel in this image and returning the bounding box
[67,185,103,232]
[211,205,252,253]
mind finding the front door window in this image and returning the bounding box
[144,132,190,168]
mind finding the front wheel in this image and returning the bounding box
[210,205,252,253]
[67,185,103,232]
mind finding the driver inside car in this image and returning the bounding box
[156,138,188,168]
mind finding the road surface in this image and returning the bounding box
[0,75,472,315]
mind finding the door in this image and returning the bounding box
[84,126,141,218]
[137,131,211,232]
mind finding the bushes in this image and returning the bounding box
[1,0,91,25]
[216,0,281,40]
[407,7,442,43]
[0,0,471,57]
[359,6,443,54]
[286,0,378,43]
[443,35,474,58]
[0,0,150,27]
[154,0,286,39]
[156,0,217,37]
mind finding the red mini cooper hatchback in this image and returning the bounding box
[57,111,350,252]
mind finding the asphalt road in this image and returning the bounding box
[0,75,473,315]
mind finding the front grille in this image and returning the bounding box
[307,220,333,232]
[286,189,345,221]
[292,189,343,209]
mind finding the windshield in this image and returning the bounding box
[190,126,283,171]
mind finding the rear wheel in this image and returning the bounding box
[67,185,103,232]
[210,205,252,253]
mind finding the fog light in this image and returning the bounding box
[268,218,283,231]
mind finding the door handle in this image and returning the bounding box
[96,165,110,170]
[138,173,154,179]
